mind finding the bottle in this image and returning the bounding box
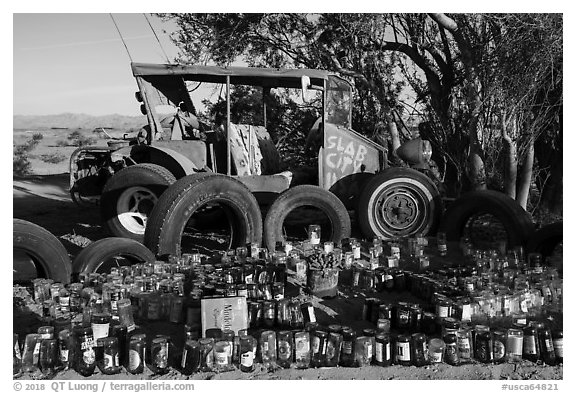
[148,336,170,374]
[57,330,71,370]
[492,330,507,364]
[311,330,328,367]
[537,325,556,365]
[475,331,493,363]
[325,332,343,367]
[374,333,392,366]
[39,339,58,375]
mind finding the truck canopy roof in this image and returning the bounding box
[131,62,345,89]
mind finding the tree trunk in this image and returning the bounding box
[516,133,534,210]
[502,114,517,199]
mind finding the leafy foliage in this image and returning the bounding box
[13,136,41,176]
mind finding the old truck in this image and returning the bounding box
[70,62,444,256]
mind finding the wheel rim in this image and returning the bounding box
[116,186,158,235]
[368,178,434,238]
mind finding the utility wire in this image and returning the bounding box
[109,14,133,62]
[144,13,171,64]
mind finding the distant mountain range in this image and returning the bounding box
[13,113,147,130]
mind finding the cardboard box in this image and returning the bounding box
[201,296,248,337]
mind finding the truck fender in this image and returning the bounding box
[111,145,199,179]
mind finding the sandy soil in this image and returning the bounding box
[13,131,563,381]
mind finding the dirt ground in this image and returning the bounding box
[13,130,563,381]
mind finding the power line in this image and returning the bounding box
[144,13,171,64]
[109,14,133,62]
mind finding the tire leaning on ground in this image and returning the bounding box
[13,219,72,283]
[144,173,263,258]
[263,185,352,251]
[72,237,156,276]
[100,163,176,242]
[356,167,443,240]
[439,190,535,249]
[528,221,562,262]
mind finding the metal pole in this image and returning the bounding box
[226,75,231,176]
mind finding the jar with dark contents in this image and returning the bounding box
[311,330,328,367]
[537,325,556,365]
[456,328,473,362]
[409,304,422,333]
[374,333,392,366]
[294,331,311,369]
[475,331,493,363]
[492,329,507,364]
[239,335,256,372]
[110,324,127,367]
[411,333,428,367]
[57,330,71,370]
[394,302,411,333]
[393,270,406,291]
[98,337,121,375]
[276,331,293,368]
[249,301,263,328]
[127,335,145,374]
[522,326,540,362]
[73,326,96,377]
[339,328,356,367]
[325,332,342,367]
[395,334,412,366]
[443,334,459,366]
[422,312,437,336]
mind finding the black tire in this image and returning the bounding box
[356,167,443,240]
[100,163,176,242]
[439,190,535,249]
[13,219,72,283]
[528,222,562,262]
[144,173,263,258]
[72,237,156,275]
[263,185,351,251]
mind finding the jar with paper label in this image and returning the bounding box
[339,328,356,367]
[276,331,293,368]
[395,334,411,366]
[506,328,523,362]
[73,326,96,377]
[294,331,311,369]
[390,238,401,259]
[98,337,120,375]
[374,333,392,366]
[355,336,373,367]
[239,336,256,372]
[456,329,473,362]
[522,326,540,362]
[411,333,428,366]
[536,325,556,365]
[213,341,231,371]
[57,330,70,370]
[308,224,321,245]
[394,302,411,333]
[126,335,145,374]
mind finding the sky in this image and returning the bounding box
[13,13,181,116]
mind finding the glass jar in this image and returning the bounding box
[537,325,556,365]
[325,332,342,367]
[492,329,507,364]
[117,298,136,331]
[39,339,58,375]
[506,328,523,362]
[213,341,232,371]
[308,224,321,245]
[374,333,392,366]
[428,338,445,364]
[411,333,428,367]
[394,302,411,332]
[276,331,293,368]
[259,330,277,368]
[311,330,328,367]
[199,338,214,371]
[339,328,356,367]
[456,328,473,362]
[57,330,71,370]
[552,330,563,364]
[98,337,121,375]
[294,331,311,369]
[239,335,256,372]
[522,326,540,362]
[73,326,96,377]
[475,331,493,363]
[355,336,373,367]
[148,336,170,374]
[263,300,276,328]
[127,336,146,374]
[395,334,411,366]
[443,334,459,366]
[91,313,110,343]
